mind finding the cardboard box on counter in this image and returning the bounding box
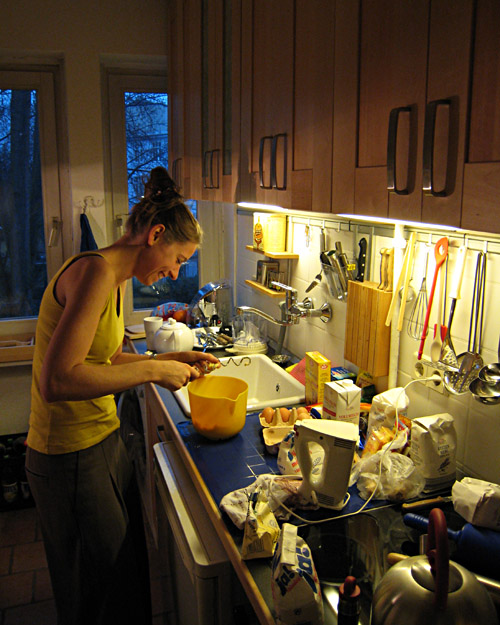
[305,351,331,405]
[323,380,361,427]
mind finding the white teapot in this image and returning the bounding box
[154,318,194,353]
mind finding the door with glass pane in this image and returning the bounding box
[106,72,199,323]
[0,70,64,323]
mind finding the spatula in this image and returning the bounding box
[418,237,448,360]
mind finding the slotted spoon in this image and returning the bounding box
[439,245,467,369]
[444,251,486,394]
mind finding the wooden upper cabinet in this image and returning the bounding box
[293,0,335,212]
[339,0,473,227]
[180,0,203,200]
[167,0,185,193]
[240,0,294,207]
[356,0,429,221]
[462,0,500,233]
[168,0,237,203]
[239,0,335,212]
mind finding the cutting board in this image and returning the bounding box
[344,281,391,377]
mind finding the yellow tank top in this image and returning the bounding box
[28,253,124,454]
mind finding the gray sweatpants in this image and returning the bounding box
[26,429,152,625]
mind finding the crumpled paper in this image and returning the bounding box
[220,474,317,530]
[452,477,500,530]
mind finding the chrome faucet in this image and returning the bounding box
[237,282,332,326]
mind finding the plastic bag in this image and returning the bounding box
[367,387,409,437]
[271,523,324,625]
[353,437,424,502]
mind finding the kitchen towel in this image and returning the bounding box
[80,213,98,252]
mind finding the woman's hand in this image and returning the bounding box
[153,359,202,391]
[159,350,219,365]
[155,351,221,378]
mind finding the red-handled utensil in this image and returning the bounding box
[418,237,448,360]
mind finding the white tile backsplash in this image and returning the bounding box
[235,210,500,483]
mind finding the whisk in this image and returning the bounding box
[407,244,429,340]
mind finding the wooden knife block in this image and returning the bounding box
[344,281,392,377]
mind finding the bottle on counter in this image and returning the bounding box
[337,575,361,625]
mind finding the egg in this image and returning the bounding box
[296,406,309,419]
[261,406,274,424]
[279,407,290,422]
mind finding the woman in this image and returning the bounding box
[26,167,218,625]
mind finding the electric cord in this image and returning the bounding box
[268,375,441,527]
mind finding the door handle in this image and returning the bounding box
[259,136,273,189]
[271,133,287,190]
[47,217,61,247]
[387,106,412,195]
[422,98,452,197]
[210,149,220,189]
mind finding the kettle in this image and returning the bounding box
[294,420,358,510]
[153,318,194,353]
[371,508,498,625]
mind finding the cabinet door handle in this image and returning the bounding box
[387,106,412,195]
[203,150,212,188]
[172,157,182,186]
[259,136,273,189]
[211,149,220,189]
[156,424,167,443]
[271,133,287,190]
[422,99,451,197]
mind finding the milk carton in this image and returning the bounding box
[305,351,331,405]
[322,380,361,428]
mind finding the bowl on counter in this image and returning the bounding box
[187,375,248,440]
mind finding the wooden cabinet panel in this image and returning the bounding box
[181,0,203,200]
[240,0,335,212]
[420,0,473,227]
[293,0,335,212]
[241,0,294,207]
[355,0,429,221]
[462,0,500,233]
[167,0,184,192]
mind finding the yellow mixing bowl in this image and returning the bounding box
[187,376,248,440]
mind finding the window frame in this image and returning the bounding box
[103,66,174,325]
[0,64,71,336]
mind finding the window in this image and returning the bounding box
[0,68,67,332]
[105,70,200,324]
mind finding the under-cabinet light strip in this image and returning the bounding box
[236,204,500,256]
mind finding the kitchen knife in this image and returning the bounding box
[355,237,367,282]
[328,250,348,297]
[320,251,340,298]
[335,241,356,281]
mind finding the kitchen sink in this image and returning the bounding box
[174,353,305,416]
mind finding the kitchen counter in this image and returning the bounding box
[127,338,460,624]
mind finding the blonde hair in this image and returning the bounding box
[126,167,202,245]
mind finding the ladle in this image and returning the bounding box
[469,377,500,405]
[478,334,500,384]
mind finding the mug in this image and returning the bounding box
[143,316,163,351]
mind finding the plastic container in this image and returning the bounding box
[188,376,248,440]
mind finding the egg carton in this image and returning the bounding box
[258,406,311,428]
[263,426,293,455]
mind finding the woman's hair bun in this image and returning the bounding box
[144,166,180,202]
